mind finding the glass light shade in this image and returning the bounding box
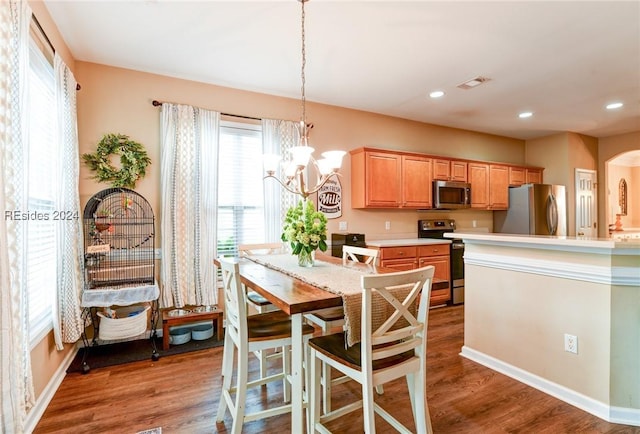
[289,146,314,167]
[284,161,298,178]
[316,158,333,176]
[263,154,282,173]
[321,150,346,170]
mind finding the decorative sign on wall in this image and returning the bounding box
[317,177,342,219]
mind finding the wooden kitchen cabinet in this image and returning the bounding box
[469,163,509,210]
[402,155,432,208]
[510,166,543,186]
[378,246,417,270]
[374,244,450,306]
[526,168,543,184]
[489,164,509,209]
[417,244,451,306]
[351,148,433,209]
[468,162,489,209]
[509,166,526,186]
[351,150,402,208]
[433,158,468,182]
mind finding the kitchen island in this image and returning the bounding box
[445,232,640,426]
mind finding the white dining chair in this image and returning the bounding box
[304,244,380,415]
[238,242,284,314]
[308,265,435,434]
[238,242,285,379]
[216,257,315,434]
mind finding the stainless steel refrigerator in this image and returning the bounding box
[493,184,567,236]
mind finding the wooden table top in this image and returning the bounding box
[214,253,448,316]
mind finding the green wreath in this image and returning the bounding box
[82,133,151,189]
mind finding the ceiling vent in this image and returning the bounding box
[457,76,491,90]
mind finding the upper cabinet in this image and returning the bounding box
[510,166,544,186]
[467,163,509,210]
[351,148,432,209]
[468,163,489,209]
[350,147,543,210]
[508,166,526,186]
[525,168,543,184]
[433,158,468,182]
[351,150,402,208]
[401,155,432,208]
[488,164,509,209]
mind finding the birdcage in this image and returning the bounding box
[83,188,155,289]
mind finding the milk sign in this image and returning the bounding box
[318,177,342,219]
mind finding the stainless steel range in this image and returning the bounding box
[417,219,464,305]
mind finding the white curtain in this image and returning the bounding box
[52,53,83,349]
[160,103,219,308]
[262,119,299,242]
[0,1,35,432]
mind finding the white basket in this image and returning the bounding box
[97,305,150,340]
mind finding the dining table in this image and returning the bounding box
[213,252,447,433]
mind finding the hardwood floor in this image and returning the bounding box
[34,305,639,433]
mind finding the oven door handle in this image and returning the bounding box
[451,243,465,249]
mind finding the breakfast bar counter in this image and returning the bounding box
[445,232,640,427]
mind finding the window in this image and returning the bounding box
[26,20,57,348]
[216,121,266,257]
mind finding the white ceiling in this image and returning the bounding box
[43,0,640,141]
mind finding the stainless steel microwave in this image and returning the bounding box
[433,180,471,209]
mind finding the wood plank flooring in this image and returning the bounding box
[34,305,640,433]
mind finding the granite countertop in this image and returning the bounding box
[366,238,452,247]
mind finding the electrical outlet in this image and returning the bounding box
[339,221,348,231]
[385,221,391,230]
[564,334,578,354]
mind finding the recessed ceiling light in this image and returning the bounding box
[429,90,445,98]
[606,102,623,110]
[518,111,533,119]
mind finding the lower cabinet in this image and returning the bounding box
[417,245,451,306]
[375,244,451,306]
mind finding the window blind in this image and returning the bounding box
[216,121,265,257]
[26,28,57,347]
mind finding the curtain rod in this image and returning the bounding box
[32,16,81,91]
[151,100,261,121]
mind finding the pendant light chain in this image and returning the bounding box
[300,0,307,137]
[262,0,346,199]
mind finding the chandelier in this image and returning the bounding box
[263,0,346,199]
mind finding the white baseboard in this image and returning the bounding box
[460,346,640,427]
[24,345,79,434]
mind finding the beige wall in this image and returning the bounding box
[525,132,598,235]
[75,61,526,241]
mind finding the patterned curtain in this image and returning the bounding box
[160,103,219,308]
[0,1,35,431]
[262,119,299,242]
[52,53,83,349]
